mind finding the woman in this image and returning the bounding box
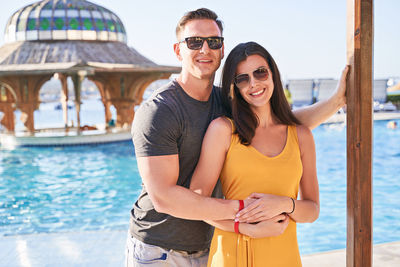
[190,42,320,266]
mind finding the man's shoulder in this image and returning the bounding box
[140,80,182,110]
[150,80,181,100]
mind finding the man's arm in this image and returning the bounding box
[203,214,289,239]
[293,66,349,129]
[137,154,239,221]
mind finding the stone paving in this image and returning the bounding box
[1,230,399,267]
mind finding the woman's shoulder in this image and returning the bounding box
[204,117,233,152]
[295,124,312,137]
[208,116,233,134]
[294,124,315,152]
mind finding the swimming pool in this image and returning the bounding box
[1,119,399,255]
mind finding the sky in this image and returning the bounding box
[0,0,398,81]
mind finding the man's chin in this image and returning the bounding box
[195,69,217,80]
[196,73,215,81]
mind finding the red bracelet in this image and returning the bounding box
[234,221,240,234]
[235,200,244,234]
[239,199,244,212]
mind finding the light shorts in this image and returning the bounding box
[125,232,209,267]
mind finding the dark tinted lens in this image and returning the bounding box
[186,37,204,50]
[234,74,250,88]
[253,67,269,81]
[206,37,223,49]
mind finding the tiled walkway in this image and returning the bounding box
[302,241,400,267]
[1,230,399,267]
[0,230,126,267]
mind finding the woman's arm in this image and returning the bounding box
[293,66,349,129]
[287,125,319,222]
[190,117,232,196]
[137,116,240,221]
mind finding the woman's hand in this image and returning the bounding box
[236,193,292,223]
[240,214,289,238]
[332,65,350,107]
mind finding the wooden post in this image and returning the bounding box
[346,0,373,266]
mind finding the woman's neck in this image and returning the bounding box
[252,104,276,128]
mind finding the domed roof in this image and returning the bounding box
[4,0,127,44]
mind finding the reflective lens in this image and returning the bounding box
[181,36,224,50]
[234,67,269,89]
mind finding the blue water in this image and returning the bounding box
[298,120,400,254]
[1,112,399,254]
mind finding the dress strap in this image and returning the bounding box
[289,124,299,146]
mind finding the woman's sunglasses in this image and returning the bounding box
[234,67,269,89]
[179,36,224,50]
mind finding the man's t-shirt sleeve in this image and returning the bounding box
[132,100,180,157]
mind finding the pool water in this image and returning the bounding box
[1,119,399,255]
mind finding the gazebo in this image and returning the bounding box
[0,0,180,135]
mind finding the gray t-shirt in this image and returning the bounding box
[130,80,225,251]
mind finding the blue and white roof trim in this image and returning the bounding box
[5,0,127,43]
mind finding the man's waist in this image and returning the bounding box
[129,221,212,251]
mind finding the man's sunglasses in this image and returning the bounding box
[179,36,224,50]
[234,67,269,89]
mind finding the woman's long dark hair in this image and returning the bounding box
[221,41,301,145]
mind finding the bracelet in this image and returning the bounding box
[287,197,295,214]
[234,221,240,234]
[239,199,244,212]
[235,200,244,234]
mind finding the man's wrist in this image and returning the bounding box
[227,199,239,219]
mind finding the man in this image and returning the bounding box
[126,8,348,267]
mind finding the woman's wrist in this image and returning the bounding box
[287,197,295,214]
[284,197,294,214]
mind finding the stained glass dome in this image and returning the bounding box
[4,0,127,43]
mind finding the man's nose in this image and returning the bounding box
[199,40,211,53]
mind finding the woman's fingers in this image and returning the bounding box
[238,198,260,217]
[241,210,265,223]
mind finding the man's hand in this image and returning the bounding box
[240,214,289,238]
[236,193,292,223]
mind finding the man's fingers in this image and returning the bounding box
[274,214,287,222]
[283,216,290,227]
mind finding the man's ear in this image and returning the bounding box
[221,43,225,60]
[174,43,182,61]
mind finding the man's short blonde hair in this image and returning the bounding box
[176,8,224,40]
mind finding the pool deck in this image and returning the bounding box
[1,230,399,267]
[324,111,400,124]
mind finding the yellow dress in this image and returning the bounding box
[208,122,303,267]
